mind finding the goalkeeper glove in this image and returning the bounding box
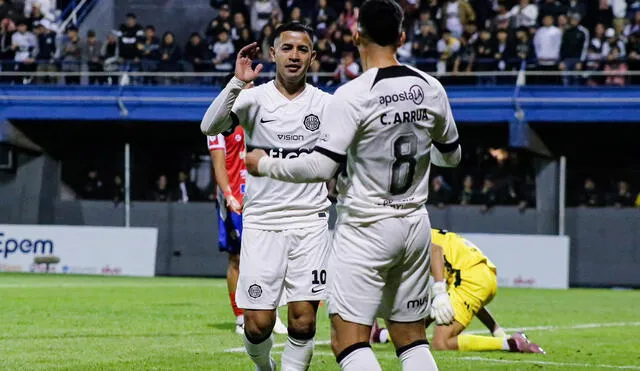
[430,280,454,325]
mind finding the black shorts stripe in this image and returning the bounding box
[314,146,347,164]
[432,138,460,153]
[396,339,429,357]
[371,65,430,89]
[336,342,371,364]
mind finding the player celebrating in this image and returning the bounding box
[207,99,288,336]
[246,1,461,369]
[371,229,545,354]
[201,23,332,371]
[428,229,545,353]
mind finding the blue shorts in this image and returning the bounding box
[217,202,243,254]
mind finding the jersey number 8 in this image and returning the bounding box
[390,134,418,195]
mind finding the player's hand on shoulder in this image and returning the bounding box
[235,42,264,83]
[430,280,455,325]
[245,149,268,176]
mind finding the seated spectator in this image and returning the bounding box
[602,27,626,58]
[101,30,120,82]
[185,32,209,74]
[578,178,601,207]
[333,51,359,84]
[494,29,513,74]
[33,20,57,84]
[61,26,81,84]
[258,23,274,60]
[604,46,628,86]
[428,175,452,208]
[473,28,494,78]
[590,23,606,55]
[231,12,252,51]
[459,175,479,205]
[11,19,38,84]
[83,29,103,85]
[316,36,338,72]
[141,25,160,78]
[157,31,182,83]
[211,29,234,76]
[235,27,254,53]
[314,0,337,33]
[514,26,535,67]
[608,180,634,207]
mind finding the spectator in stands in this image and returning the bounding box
[150,174,172,202]
[441,0,475,39]
[83,29,103,85]
[0,0,17,22]
[494,29,513,76]
[316,35,338,72]
[578,177,601,207]
[118,13,144,72]
[210,29,234,80]
[604,46,628,86]
[61,26,81,84]
[506,0,539,29]
[566,0,587,22]
[437,28,461,73]
[175,171,200,203]
[231,11,252,50]
[590,23,606,55]
[157,31,182,83]
[82,169,105,200]
[333,51,359,83]
[474,28,494,84]
[258,23,274,60]
[1,19,16,82]
[479,175,500,211]
[452,30,475,80]
[412,23,439,62]
[624,11,640,37]
[557,13,568,30]
[534,14,562,83]
[141,25,160,79]
[339,0,358,31]
[235,27,254,52]
[584,45,602,86]
[313,0,337,33]
[459,175,479,205]
[287,6,302,23]
[608,180,634,207]
[602,27,626,58]
[101,30,120,82]
[205,3,232,42]
[559,13,589,85]
[24,0,54,20]
[537,0,567,24]
[11,19,37,84]
[185,32,209,74]
[249,0,281,38]
[514,26,535,67]
[628,31,640,84]
[26,3,44,29]
[33,20,57,84]
[428,175,452,208]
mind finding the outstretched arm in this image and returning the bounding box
[247,150,340,183]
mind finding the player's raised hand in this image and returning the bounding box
[430,280,455,325]
[235,42,264,83]
[245,149,267,176]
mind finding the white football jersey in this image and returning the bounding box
[316,65,460,224]
[231,81,333,229]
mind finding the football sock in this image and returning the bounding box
[229,291,244,317]
[281,332,314,370]
[492,327,507,338]
[397,340,438,371]
[244,331,275,371]
[236,314,244,326]
[337,342,381,371]
[457,334,508,351]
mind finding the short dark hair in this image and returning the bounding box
[359,0,403,46]
[271,22,314,47]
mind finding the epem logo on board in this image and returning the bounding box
[0,232,54,259]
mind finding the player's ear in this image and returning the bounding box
[398,31,406,47]
[269,46,276,62]
[353,31,360,47]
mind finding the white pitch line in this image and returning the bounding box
[223,321,640,353]
[460,357,640,370]
[0,282,227,289]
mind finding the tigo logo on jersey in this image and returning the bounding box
[267,147,311,159]
[303,114,321,132]
[379,85,425,106]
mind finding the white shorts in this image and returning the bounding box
[236,223,330,310]
[327,214,432,326]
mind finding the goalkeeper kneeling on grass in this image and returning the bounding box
[371,229,545,354]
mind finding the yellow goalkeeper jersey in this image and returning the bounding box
[431,229,497,286]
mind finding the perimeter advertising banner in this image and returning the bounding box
[0,225,158,277]
[461,233,571,289]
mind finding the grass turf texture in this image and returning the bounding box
[1,273,639,370]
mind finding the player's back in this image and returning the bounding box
[431,229,497,274]
[329,65,458,224]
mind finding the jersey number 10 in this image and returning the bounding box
[390,134,418,195]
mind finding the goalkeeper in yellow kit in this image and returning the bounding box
[371,229,545,354]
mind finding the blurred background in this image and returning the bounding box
[0,0,639,287]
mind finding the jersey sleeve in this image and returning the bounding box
[313,89,360,162]
[207,135,226,151]
[430,82,461,167]
[230,88,255,133]
[200,77,254,135]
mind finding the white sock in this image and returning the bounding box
[236,314,245,326]
[281,336,314,371]
[398,343,438,371]
[244,333,275,371]
[338,346,382,371]
[502,337,510,350]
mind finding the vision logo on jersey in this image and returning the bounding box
[303,114,321,132]
[277,134,305,141]
[379,85,425,106]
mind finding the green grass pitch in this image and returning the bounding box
[1,273,639,370]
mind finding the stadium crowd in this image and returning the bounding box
[1,0,640,85]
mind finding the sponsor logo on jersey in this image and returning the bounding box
[406,296,428,309]
[266,147,312,159]
[260,118,277,124]
[379,85,425,106]
[277,134,305,141]
[303,114,321,131]
[248,284,263,298]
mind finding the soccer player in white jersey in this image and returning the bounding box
[245,1,461,370]
[200,22,333,371]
